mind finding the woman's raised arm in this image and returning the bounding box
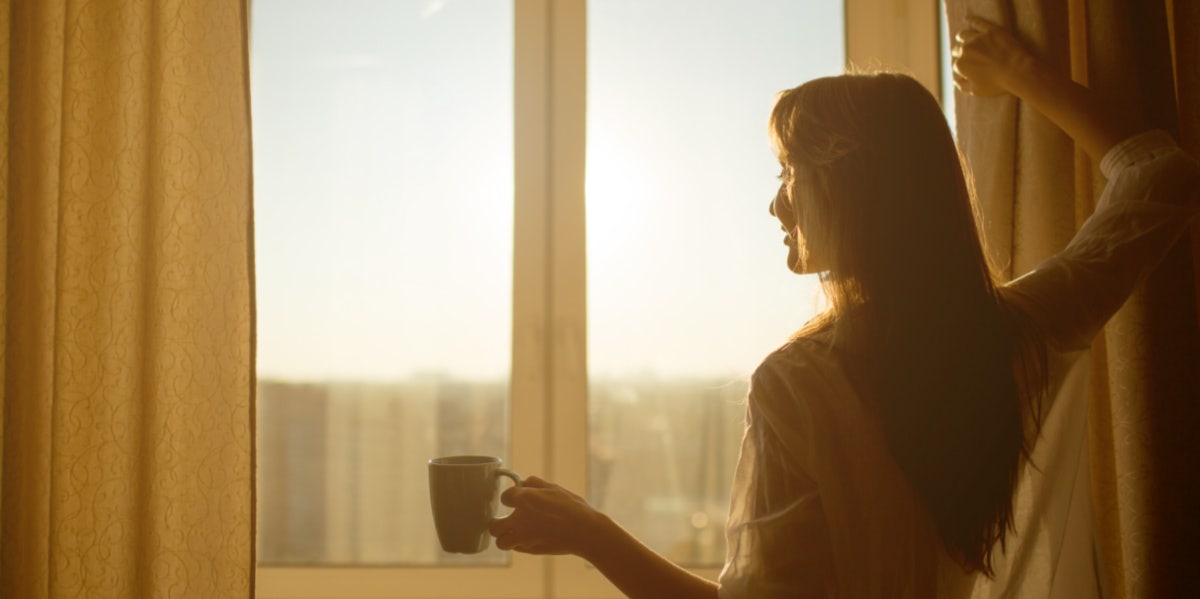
[951,16,1143,160]
[952,17,1200,353]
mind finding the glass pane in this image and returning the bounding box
[252,0,514,566]
[586,1,842,566]
[939,0,957,133]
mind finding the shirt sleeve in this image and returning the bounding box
[1004,130,1200,353]
[718,357,834,599]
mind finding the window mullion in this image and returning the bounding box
[513,0,556,595]
[543,0,593,596]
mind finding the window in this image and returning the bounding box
[253,0,515,568]
[939,0,957,132]
[253,1,937,597]
[583,0,838,570]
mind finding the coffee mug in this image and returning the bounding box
[428,455,522,554]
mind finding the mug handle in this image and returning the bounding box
[496,468,523,488]
[490,468,523,523]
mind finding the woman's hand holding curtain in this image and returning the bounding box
[953,16,1143,161]
[951,16,1036,97]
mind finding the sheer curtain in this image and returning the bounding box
[946,1,1200,597]
[1,1,255,597]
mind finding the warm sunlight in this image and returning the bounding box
[253,0,514,382]
[252,0,839,572]
[584,0,838,379]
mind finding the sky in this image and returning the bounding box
[251,0,844,382]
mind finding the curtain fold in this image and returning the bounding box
[947,1,1200,597]
[1,0,256,597]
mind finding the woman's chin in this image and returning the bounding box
[786,247,808,274]
[787,252,827,275]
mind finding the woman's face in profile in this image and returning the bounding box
[771,162,818,274]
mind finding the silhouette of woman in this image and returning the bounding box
[486,17,1199,598]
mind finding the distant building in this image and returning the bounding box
[257,375,746,567]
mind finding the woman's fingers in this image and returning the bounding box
[492,522,521,550]
[488,507,564,554]
[965,15,999,31]
[954,14,1000,45]
[489,504,541,543]
[950,51,974,94]
[954,27,982,45]
[500,475,553,506]
[499,485,521,507]
[952,71,970,93]
[949,16,1029,97]
[522,475,549,487]
[501,475,583,509]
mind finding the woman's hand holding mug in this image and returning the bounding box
[487,476,610,560]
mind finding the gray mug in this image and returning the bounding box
[428,455,522,554]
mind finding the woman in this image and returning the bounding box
[486,17,1200,598]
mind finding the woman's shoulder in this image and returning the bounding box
[750,330,857,414]
[757,324,854,379]
[747,329,885,482]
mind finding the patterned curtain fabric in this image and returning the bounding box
[1082,2,1200,597]
[946,1,1200,597]
[1,1,255,597]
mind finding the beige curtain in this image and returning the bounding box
[1,1,256,597]
[947,1,1200,597]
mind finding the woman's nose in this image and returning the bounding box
[770,185,785,216]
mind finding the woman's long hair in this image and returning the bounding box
[769,73,1045,576]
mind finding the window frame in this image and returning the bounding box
[255,1,939,597]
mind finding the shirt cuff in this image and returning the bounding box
[1100,129,1179,179]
